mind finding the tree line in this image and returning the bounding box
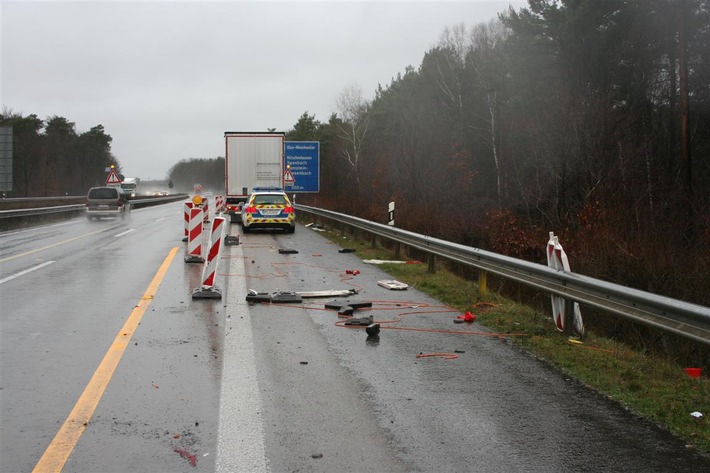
[0,110,116,196]
[294,1,710,303]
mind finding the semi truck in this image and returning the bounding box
[224,131,286,223]
[120,177,139,197]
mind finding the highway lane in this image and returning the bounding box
[233,227,710,473]
[1,202,223,472]
[2,203,709,472]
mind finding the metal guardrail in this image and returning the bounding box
[0,204,85,218]
[296,204,710,346]
[0,194,188,220]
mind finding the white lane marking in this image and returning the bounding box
[0,261,56,285]
[114,229,136,238]
[0,228,108,263]
[216,243,268,473]
[0,220,76,237]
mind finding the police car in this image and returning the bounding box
[241,187,295,233]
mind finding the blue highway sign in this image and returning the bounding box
[285,141,320,193]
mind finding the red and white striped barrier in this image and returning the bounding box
[546,232,584,336]
[183,201,193,242]
[202,198,210,223]
[185,207,204,263]
[193,216,226,299]
[215,195,225,213]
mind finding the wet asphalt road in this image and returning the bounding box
[1,201,709,472]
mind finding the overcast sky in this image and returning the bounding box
[2,1,522,180]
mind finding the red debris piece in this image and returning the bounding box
[345,269,360,275]
[174,447,197,467]
[456,312,476,323]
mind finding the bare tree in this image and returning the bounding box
[334,84,370,186]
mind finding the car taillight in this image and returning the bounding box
[244,206,257,214]
[283,206,294,213]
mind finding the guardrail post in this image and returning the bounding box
[395,242,401,259]
[478,270,488,297]
[428,254,436,274]
[371,233,377,249]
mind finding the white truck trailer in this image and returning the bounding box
[224,131,286,223]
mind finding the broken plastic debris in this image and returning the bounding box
[245,291,303,304]
[324,300,373,311]
[377,280,408,290]
[456,312,476,323]
[224,235,240,246]
[344,315,374,326]
[339,248,356,253]
[364,259,422,265]
[345,269,360,275]
[366,323,381,336]
[278,248,298,254]
[690,411,703,418]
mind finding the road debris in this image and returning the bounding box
[416,352,459,360]
[224,235,240,246]
[324,300,373,311]
[344,315,374,326]
[363,259,421,265]
[455,312,476,323]
[297,289,359,298]
[378,280,408,290]
[366,323,381,336]
[338,248,356,253]
[173,448,197,467]
[338,305,355,316]
[278,248,298,254]
[246,290,303,304]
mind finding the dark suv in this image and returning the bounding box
[85,186,130,220]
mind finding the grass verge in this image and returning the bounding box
[312,224,710,454]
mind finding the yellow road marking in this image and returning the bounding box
[0,229,108,263]
[32,246,180,473]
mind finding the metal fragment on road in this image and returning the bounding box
[297,289,359,298]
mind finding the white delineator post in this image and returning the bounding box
[183,201,193,242]
[185,207,204,263]
[193,216,226,299]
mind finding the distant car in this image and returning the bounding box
[85,186,130,220]
[241,188,295,233]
